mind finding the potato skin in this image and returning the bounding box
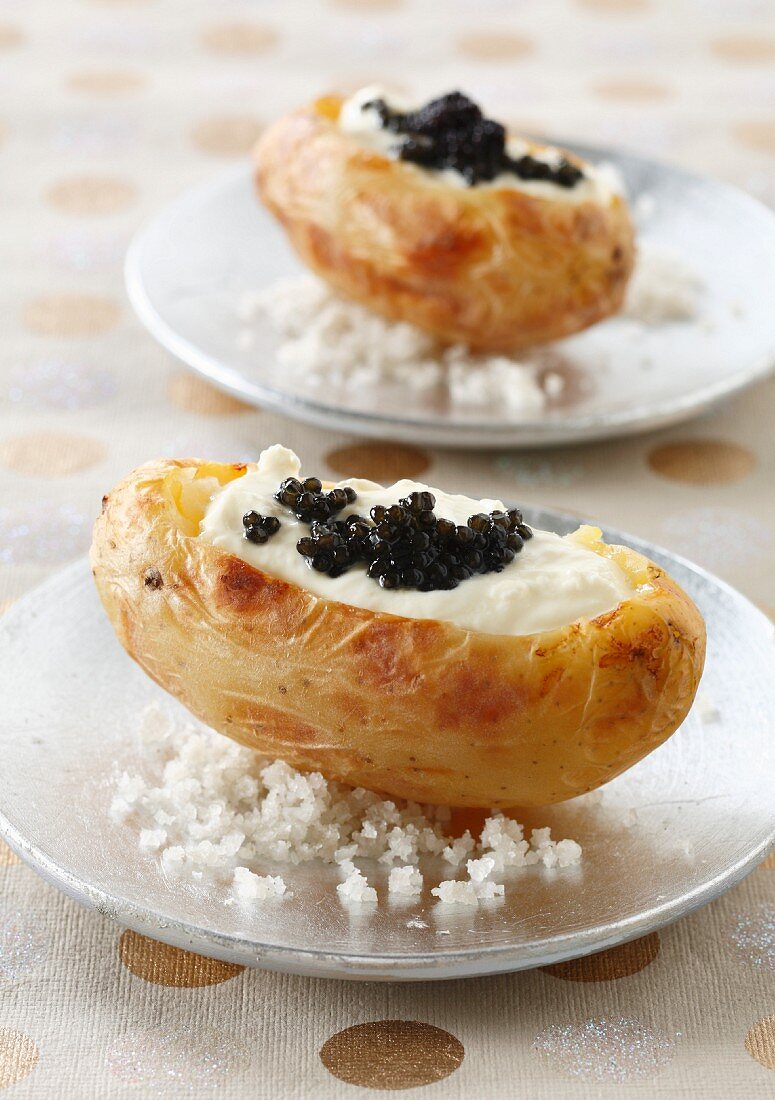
[91,460,705,809]
[254,98,635,351]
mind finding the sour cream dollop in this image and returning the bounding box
[337,85,625,205]
[199,446,634,637]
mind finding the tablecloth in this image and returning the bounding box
[0,0,773,1095]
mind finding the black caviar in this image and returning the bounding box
[273,478,533,592]
[274,476,357,524]
[242,511,281,545]
[364,91,583,189]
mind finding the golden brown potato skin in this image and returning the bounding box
[91,459,705,809]
[254,98,635,351]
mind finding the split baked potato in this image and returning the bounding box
[91,458,705,809]
[254,95,636,351]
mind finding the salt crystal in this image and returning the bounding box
[388,865,423,897]
[232,867,286,901]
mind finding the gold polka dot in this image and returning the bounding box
[745,1016,775,1070]
[542,933,660,982]
[325,442,431,482]
[191,115,263,157]
[167,372,252,415]
[0,841,21,867]
[0,1029,39,1090]
[46,175,137,217]
[67,70,146,96]
[0,24,23,50]
[456,32,534,61]
[118,930,244,987]
[647,440,755,486]
[711,37,775,63]
[320,1021,464,1089]
[592,78,672,101]
[0,432,106,477]
[733,121,775,153]
[201,22,278,56]
[761,850,775,870]
[23,294,120,338]
[576,0,650,10]
[0,598,15,616]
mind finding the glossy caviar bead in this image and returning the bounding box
[327,488,349,510]
[556,160,583,188]
[386,504,406,524]
[279,477,301,495]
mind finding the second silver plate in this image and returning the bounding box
[125,149,775,448]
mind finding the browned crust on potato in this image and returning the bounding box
[253,99,636,351]
[91,459,705,808]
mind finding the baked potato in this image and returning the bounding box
[91,455,705,809]
[254,90,635,351]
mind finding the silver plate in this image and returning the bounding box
[125,150,775,448]
[1,510,773,981]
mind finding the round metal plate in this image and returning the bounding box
[0,511,772,981]
[125,150,775,448]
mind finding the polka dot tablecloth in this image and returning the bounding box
[0,1,774,1096]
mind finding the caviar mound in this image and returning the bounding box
[367,91,584,189]
[275,477,534,591]
[254,95,635,351]
[91,457,706,809]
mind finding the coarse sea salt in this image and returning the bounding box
[233,867,287,901]
[337,860,377,904]
[111,704,582,908]
[388,865,423,898]
[623,244,703,325]
[237,275,559,417]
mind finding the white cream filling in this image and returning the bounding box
[199,446,634,637]
[338,85,624,206]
